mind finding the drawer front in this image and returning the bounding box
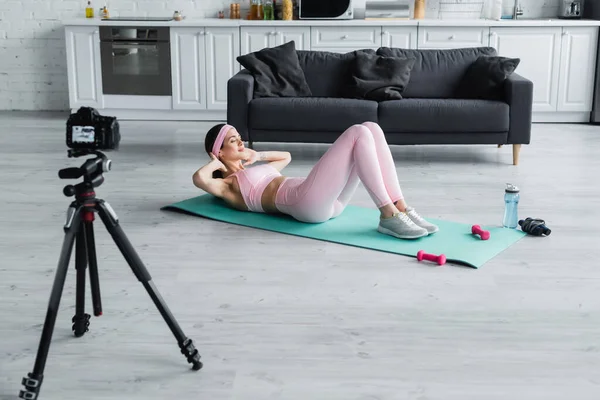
[311,26,382,49]
[418,27,489,49]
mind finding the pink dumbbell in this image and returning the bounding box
[471,225,490,240]
[417,250,447,266]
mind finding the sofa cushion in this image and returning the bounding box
[347,52,416,101]
[454,56,521,100]
[376,47,498,99]
[249,97,378,131]
[378,99,510,133]
[236,41,312,98]
[296,49,376,98]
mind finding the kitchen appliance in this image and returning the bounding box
[558,0,583,18]
[585,0,600,123]
[99,26,172,96]
[365,0,410,19]
[299,0,353,19]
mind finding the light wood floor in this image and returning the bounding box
[1,111,599,400]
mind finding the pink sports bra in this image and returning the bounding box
[231,164,282,213]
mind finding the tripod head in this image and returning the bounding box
[59,149,112,198]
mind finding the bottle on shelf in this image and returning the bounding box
[100,5,109,19]
[282,0,293,20]
[263,0,274,20]
[249,0,258,19]
[85,0,94,18]
[414,0,425,19]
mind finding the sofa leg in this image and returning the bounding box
[498,144,503,148]
[512,144,521,165]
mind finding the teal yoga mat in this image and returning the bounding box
[161,194,526,268]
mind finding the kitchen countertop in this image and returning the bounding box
[61,17,600,27]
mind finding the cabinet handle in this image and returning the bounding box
[449,35,455,40]
[342,35,348,39]
[270,31,276,35]
[382,31,389,35]
[563,30,570,36]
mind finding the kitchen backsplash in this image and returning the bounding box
[0,0,561,111]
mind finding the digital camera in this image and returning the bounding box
[66,107,120,150]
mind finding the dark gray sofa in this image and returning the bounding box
[227,46,533,165]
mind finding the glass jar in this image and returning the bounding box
[263,0,274,19]
[282,0,292,20]
[249,0,257,19]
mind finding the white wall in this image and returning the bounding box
[0,0,559,111]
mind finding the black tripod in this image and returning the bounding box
[19,149,202,400]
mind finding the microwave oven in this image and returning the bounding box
[299,0,354,19]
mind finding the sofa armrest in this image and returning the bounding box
[227,69,255,142]
[504,72,533,144]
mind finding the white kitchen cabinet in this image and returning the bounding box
[170,27,239,110]
[240,26,310,55]
[557,26,599,112]
[382,27,418,49]
[170,27,207,110]
[490,27,562,113]
[65,26,103,109]
[274,27,310,50]
[205,27,240,110]
[241,27,273,54]
[418,26,490,49]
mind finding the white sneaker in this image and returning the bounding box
[378,212,429,239]
[404,206,439,234]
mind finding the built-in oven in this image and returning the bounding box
[99,26,172,96]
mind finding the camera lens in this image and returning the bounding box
[103,159,112,172]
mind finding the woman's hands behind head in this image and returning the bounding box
[209,153,228,173]
[241,149,260,166]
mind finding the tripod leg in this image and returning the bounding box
[20,206,82,400]
[83,211,103,317]
[95,200,203,371]
[72,222,90,337]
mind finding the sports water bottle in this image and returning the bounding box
[503,183,520,228]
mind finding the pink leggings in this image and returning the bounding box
[274,122,404,223]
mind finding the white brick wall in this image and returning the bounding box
[0,0,557,111]
[0,0,232,111]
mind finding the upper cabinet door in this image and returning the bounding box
[490,27,562,113]
[65,26,103,109]
[557,27,599,112]
[205,27,241,110]
[240,27,276,55]
[381,27,418,49]
[170,27,207,110]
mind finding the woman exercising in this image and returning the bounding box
[192,122,438,239]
